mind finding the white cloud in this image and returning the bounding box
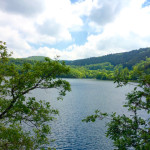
[89,0,127,25]
[0,0,150,60]
[37,0,84,31]
[0,0,44,17]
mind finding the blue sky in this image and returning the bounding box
[142,0,150,7]
[0,0,150,60]
[71,0,80,4]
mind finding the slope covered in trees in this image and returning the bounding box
[60,58,150,80]
[7,47,150,80]
[9,47,150,70]
[65,48,150,69]
[25,56,46,61]
[7,56,46,67]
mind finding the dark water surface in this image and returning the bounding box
[32,79,134,150]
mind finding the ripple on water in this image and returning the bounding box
[30,79,135,150]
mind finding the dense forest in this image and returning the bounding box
[24,56,46,61]
[8,47,150,80]
[65,47,150,68]
[61,58,150,80]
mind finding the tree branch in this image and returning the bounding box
[0,79,43,119]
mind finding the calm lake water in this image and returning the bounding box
[31,79,135,150]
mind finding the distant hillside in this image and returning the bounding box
[9,48,150,70]
[25,56,46,61]
[8,56,46,66]
[65,48,150,69]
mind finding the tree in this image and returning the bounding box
[0,41,71,149]
[83,67,150,149]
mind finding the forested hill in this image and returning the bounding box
[8,47,150,70]
[25,56,46,61]
[8,56,46,66]
[7,47,150,79]
[65,48,150,69]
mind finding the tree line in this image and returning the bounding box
[8,51,150,81]
[65,47,150,69]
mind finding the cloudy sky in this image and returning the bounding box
[0,0,150,60]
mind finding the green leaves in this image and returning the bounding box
[0,42,71,149]
[0,123,34,150]
[82,110,108,122]
[84,66,150,149]
[0,41,12,63]
[113,66,130,87]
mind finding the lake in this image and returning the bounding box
[31,79,134,150]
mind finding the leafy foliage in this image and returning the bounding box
[0,41,71,149]
[83,66,150,149]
